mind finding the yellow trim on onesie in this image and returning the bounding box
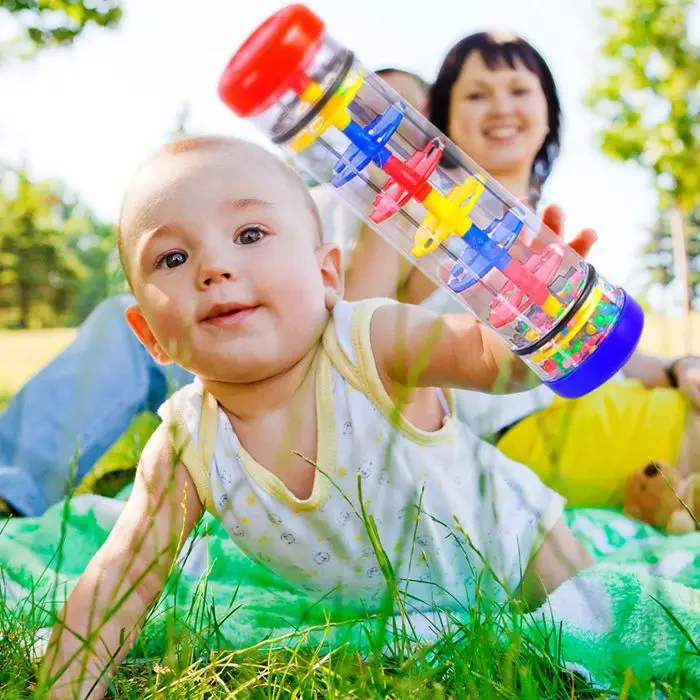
[199,348,338,513]
[329,298,455,445]
[172,298,455,515]
[159,393,216,514]
[321,315,364,393]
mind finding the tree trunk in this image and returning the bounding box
[669,207,691,352]
[17,281,30,330]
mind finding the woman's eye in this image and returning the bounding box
[466,93,485,101]
[158,251,187,269]
[512,87,530,96]
[236,228,265,245]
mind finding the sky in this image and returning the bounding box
[0,0,692,307]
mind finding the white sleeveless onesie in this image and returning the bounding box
[159,299,565,612]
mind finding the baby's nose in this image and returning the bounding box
[198,263,234,288]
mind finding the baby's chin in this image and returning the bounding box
[193,353,296,386]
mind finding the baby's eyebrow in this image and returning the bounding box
[140,224,179,250]
[222,197,274,212]
[136,224,182,266]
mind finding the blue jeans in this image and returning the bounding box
[0,295,193,516]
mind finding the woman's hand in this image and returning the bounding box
[540,203,597,259]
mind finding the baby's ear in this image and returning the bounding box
[124,305,173,365]
[317,243,344,309]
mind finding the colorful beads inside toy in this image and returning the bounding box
[531,277,623,378]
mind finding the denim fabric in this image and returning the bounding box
[0,295,193,515]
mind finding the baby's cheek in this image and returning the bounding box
[265,261,320,305]
[154,303,196,361]
[272,275,326,337]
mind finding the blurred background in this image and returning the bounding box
[0,0,698,401]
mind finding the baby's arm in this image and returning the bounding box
[40,423,203,699]
[517,518,594,611]
[370,302,537,394]
[367,204,599,395]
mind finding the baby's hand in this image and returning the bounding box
[40,424,203,699]
[540,204,597,259]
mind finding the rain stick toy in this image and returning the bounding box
[217,4,644,398]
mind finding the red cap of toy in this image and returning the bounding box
[218,4,325,117]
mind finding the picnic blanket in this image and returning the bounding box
[0,492,698,690]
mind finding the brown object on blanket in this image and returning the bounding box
[623,462,700,535]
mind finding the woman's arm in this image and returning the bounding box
[40,424,203,699]
[624,352,700,410]
[343,222,415,301]
[621,350,673,388]
[309,185,415,302]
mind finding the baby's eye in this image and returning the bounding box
[157,251,188,269]
[236,227,265,245]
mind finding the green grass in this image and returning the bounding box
[0,603,599,699]
[0,522,696,700]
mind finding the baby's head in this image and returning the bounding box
[119,136,343,383]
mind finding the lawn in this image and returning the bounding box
[0,328,76,403]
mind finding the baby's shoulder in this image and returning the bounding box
[157,380,204,420]
[156,379,209,453]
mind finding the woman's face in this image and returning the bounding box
[447,50,549,178]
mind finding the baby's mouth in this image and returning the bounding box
[201,303,260,326]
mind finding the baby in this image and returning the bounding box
[41,136,591,698]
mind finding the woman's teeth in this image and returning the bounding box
[486,127,519,139]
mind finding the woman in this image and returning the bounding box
[311,36,700,508]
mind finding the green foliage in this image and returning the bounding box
[587,0,699,210]
[0,0,122,59]
[0,169,81,328]
[644,206,700,308]
[0,167,121,329]
[586,0,700,304]
[60,198,125,325]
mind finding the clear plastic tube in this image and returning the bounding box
[218,4,644,398]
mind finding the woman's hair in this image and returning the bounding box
[427,32,561,206]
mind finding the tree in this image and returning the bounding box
[0,2,124,325]
[644,206,700,308]
[61,202,123,325]
[0,0,122,60]
[586,0,700,342]
[0,169,84,328]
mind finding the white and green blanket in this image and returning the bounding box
[0,493,698,690]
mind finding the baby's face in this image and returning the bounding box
[122,144,341,383]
